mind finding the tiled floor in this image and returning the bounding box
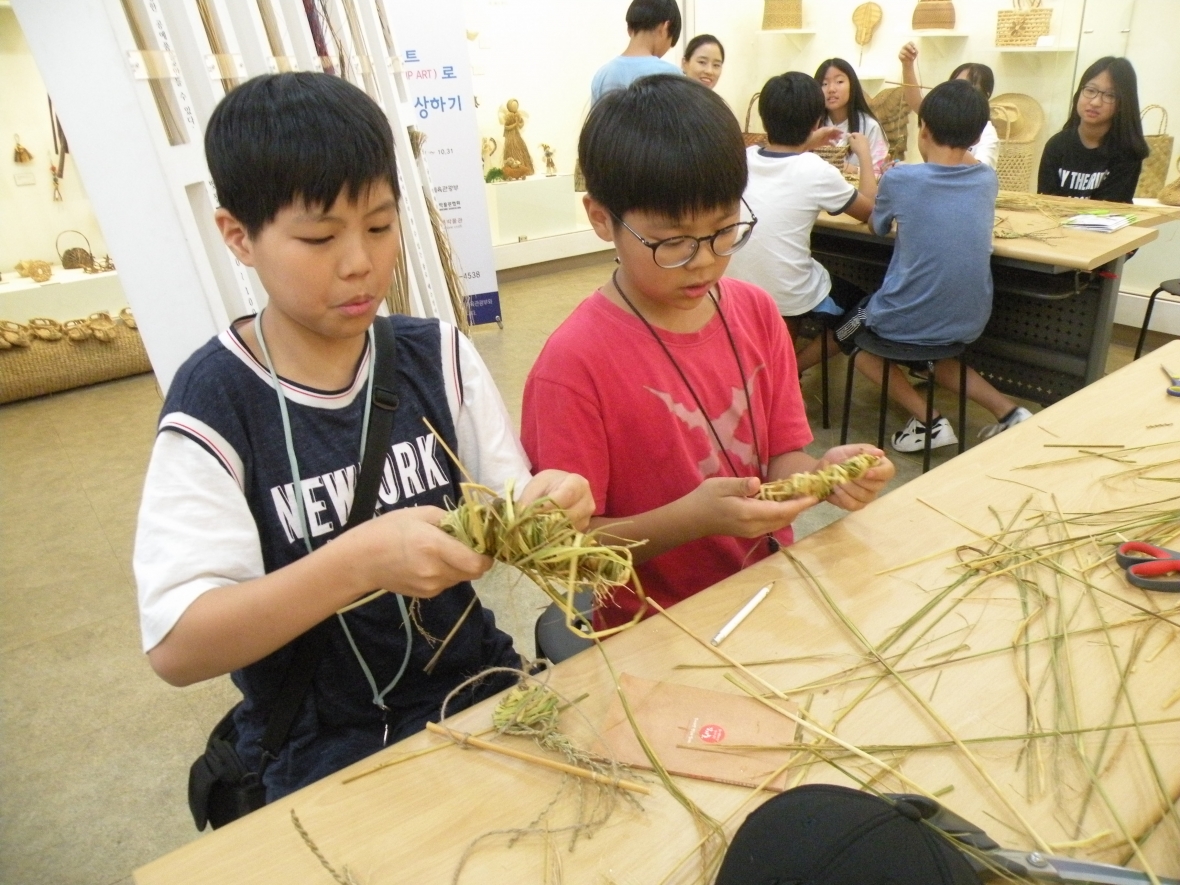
[0,253,1166,885]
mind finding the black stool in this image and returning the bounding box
[534,588,595,664]
[839,329,968,473]
[1134,279,1180,359]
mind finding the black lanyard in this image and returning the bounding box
[611,270,779,553]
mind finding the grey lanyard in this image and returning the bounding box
[253,312,412,741]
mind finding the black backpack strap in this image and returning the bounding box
[258,319,400,762]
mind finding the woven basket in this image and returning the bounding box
[0,312,151,404]
[996,141,1038,192]
[743,93,768,148]
[1136,105,1173,200]
[762,0,802,29]
[996,1,1052,47]
[1159,158,1180,207]
[912,0,955,30]
[812,143,849,168]
[56,230,95,270]
[870,87,910,160]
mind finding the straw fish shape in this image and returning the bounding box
[757,454,880,502]
[439,479,646,638]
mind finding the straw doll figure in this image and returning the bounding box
[500,98,534,176]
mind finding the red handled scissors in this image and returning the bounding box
[1115,541,1180,592]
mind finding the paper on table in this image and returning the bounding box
[1062,213,1134,233]
[590,673,800,791]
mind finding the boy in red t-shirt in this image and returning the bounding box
[521,74,895,630]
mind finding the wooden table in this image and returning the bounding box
[813,206,1165,406]
[136,346,1180,885]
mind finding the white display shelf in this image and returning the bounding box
[997,45,1077,53]
[912,31,969,38]
[758,29,815,35]
[0,267,127,323]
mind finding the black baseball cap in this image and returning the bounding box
[715,784,982,885]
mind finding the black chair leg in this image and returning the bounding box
[820,332,830,429]
[877,358,891,451]
[922,360,936,473]
[1135,288,1163,360]
[840,348,858,445]
[958,358,967,454]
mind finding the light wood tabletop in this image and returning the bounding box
[136,345,1180,885]
[816,206,1160,271]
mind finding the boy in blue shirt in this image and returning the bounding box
[591,0,683,103]
[836,80,1031,452]
[134,73,591,802]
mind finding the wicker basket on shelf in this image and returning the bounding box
[996,0,1052,47]
[990,93,1043,192]
[0,310,151,404]
[762,0,802,29]
[1136,105,1173,199]
[912,0,955,30]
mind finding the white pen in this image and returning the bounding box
[710,581,774,646]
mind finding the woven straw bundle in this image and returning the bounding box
[1136,105,1173,200]
[0,310,150,404]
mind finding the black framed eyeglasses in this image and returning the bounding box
[611,198,758,268]
[1080,85,1118,105]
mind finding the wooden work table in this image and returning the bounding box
[812,202,1176,408]
[137,346,1180,884]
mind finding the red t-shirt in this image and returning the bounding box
[521,277,813,629]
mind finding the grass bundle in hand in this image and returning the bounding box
[439,478,646,639]
[757,454,880,502]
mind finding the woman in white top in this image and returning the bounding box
[814,57,889,176]
[899,43,999,169]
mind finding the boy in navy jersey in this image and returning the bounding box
[133,73,591,801]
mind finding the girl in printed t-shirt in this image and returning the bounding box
[815,58,890,176]
[1038,57,1149,203]
[520,75,895,631]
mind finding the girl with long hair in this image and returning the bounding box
[898,43,999,169]
[814,57,889,175]
[1038,57,1149,203]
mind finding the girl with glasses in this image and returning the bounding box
[1038,57,1149,203]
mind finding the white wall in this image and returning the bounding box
[0,7,111,273]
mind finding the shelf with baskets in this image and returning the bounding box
[912,31,969,39]
[997,45,1077,53]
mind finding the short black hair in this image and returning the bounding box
[949,62,995,99]
[919,79,990,149]
[205,72,400,235]
[683,33,724,62]
[759,72,825,146]
[626,0,681,46]
[579,74,745,221]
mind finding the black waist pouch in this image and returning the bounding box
[188,705,265,830]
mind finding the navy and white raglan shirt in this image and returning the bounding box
[134,314,531,799]
[1037,127,1142,203]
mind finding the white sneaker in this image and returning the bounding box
[978,406,1033,440]
[891,416,958,453]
